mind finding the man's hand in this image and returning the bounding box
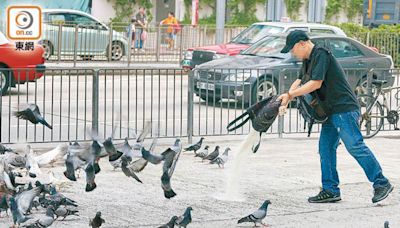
[278,93,290,107]
[277,93,291,116]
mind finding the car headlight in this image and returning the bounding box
[184,50,193,60]
[213,53,228,60]
[225,72,252,82]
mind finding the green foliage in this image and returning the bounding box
[325,0,364,22]
[284,0,303,20]
[108,0,153,23]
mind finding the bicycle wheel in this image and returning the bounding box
[357,94,384,138]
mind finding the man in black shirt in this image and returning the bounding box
[134,6,147,51]
[278,30,393,203]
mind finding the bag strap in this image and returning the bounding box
[227,110,251,132]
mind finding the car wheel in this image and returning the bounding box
[41,41,53,60]
[108,42,124,61]
[250,77,278,104]
[0,68,12,96]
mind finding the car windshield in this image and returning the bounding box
[0,31,9,45]
[231,24,284,44]
[241,36,290,59]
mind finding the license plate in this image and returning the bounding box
[181,59,192,67]
[197,82,215,91]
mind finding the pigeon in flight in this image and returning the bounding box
[103,137,124,169]
[14,103,52,129]
[10,196,31,225]
[175,207,193,228]
[210,148,230,168]
[120,156,143,183]
[237,200,271,227]
[184,137,204,154]
[160,139,182,199]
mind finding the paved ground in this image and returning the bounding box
[0,134,399,228]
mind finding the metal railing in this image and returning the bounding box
[0,67,398,144]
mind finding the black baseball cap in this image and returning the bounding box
[280,30,310,53]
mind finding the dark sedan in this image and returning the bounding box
[192,34,395,105]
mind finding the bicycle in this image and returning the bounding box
[357,79,400,138]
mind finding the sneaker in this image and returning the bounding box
[372,182,393,203]
[308,190,341,203]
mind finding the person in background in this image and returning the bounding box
[126,18,137,49]
[160,12,178,50]
[135,6,147,52]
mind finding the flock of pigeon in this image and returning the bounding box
[0,103,273,227]
[183,137,231,168]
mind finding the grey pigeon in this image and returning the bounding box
[15,185,44,215]
[121,156,143,183]
[10,196,31,225]
[3,152,26,168]
[210,148,230,168]
[54,206,79,220]
[237,200,271,227]
[184,137,204,153]
[14,103,52,129]
[23,205,55,227]
[203,146,220,161]
[141,147,165,165]
[384,221,389,228]
[175,207,193,228]
[194,145,209,158]
[90,211,105,228]
[0,143,13,154]
[0,158,16,190]
[63,141,86,181]
[160,139,182,199]
[158,215,178,228]
[103,137,123,169]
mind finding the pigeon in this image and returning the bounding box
[141,147,165,165]
[64,141,87,181]
[14,103,52,129]
[0,143,13,154]
[103,137,124,169]
[90,211,105,228]
[194,145,209,158]
[54,206,79,220]
[120,156,143,183]
[160,139,182,199]
[10,196,31,225]
[34,144,65,167]
[159,215,179,228]
[237,200,271,227]
[23,205,55,227]
[15,184,44,215]
[47,170,71,190]
[203,146,220,161]
[0,158,16,190]
[3,152,26,168]
[184,137,204,153]
[175,207,193,228]
[48,185,78,207]
[25,145,42,178]
[64,139,102,192]
[384,221,389,228]
[210,148,230,168]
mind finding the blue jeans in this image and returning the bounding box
[319,110,389,194]
[135,28,143,49]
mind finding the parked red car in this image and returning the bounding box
[0,31,46,95]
